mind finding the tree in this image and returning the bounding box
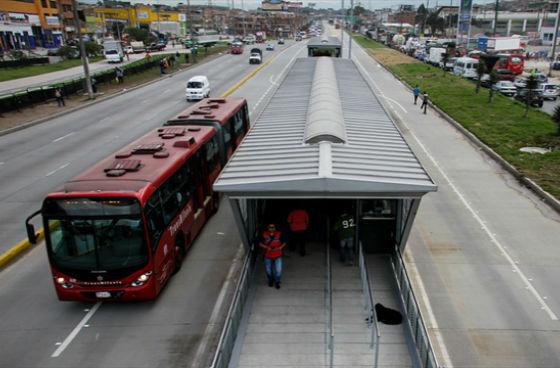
[353,5,367,16]
[523,74,539,118]
[487,69,498,103]
[416,4,428,34]
[426,13,445,35]
[475,61,486,94]
[84,41,102,57]
[111,22,125,40]
[552,105,560,136]
[124,27,156,44]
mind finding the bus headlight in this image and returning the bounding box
[55,277,73,288]
[131,271,152,287]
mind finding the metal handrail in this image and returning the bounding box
[392,248,441,368]
[358,242,381,368]
[326,239,334,367]
[209,248,254,368]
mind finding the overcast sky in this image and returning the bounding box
[84,0,498,10]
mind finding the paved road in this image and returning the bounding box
[0,44,189,95]
[0,40,309,368]
[338,29,560,367]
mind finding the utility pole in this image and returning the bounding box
[188,0,193,38]
[349,0,353,59]
[493,0,498,36]
[549,1,560,76]
[72,0,93,99]
[340,0,344,51]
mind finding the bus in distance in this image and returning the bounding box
[26,125,226,301]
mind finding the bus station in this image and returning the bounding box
[307,36,342,57]
[212,57,438,367]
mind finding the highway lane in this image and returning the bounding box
[0,39,306,368]
[338,29,560,367]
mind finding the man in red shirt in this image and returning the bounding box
[287,208,309,256]
[258,223,286,289]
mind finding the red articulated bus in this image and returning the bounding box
[26,126,223,301]
[26,97,250,302]
[165,97,250,163]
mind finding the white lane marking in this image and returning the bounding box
[354,37,558,321]
[46,163,69,177]
[51,302,102,357]
[162,88,171,94]
[190,244,245,368]
[52,132,75,143]
[407,253,454,368]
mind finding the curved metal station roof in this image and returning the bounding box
[307,36,342,48]
[214,57,437,198]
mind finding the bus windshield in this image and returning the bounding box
[43,198,148,271]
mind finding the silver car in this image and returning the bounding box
[539,83,559,100]
[492,81,517,97]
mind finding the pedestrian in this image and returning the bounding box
[91,77,97,94]
[159,58,165,75]
[413,85,420,105]
[115,67,124,84]
[54,88,65,107]
[258,223,286,289]
[125,51,130,61]
[287,208,309,257]
[420,92,428,114]
[176,50,180,63]
[145,50,151,61]
[334,211,356,265]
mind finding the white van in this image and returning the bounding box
[453,57,479,79]
[185,76,210,101]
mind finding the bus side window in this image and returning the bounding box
[223,121,232,151]
[146,191,165,250]
[232,110,244,140]
[205,136,220,172]
[242,104,250,131]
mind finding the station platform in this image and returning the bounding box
[228,242,415,367]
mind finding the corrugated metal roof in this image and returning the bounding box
[213,58,437,198]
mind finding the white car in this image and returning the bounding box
[185,76,210,101]
[492,81,517,97]
[539,83,559,100]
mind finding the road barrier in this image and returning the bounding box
[0,54,170,113]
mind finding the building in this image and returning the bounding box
[0,0,64,50]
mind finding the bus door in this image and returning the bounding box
[222,119,234,159]
[231,107,248,149]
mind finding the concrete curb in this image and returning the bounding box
[363,46,560,214]
[0,51,228,138]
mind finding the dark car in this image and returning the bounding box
[148,42,166,51]
[515,89,544,107]
[495,69,515,82]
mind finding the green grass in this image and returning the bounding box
[0,56,103,82]
[352,34,386,49]
[353,35,560,200]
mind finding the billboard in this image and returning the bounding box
[457,0,473,44]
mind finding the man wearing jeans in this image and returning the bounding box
[259,223,286,289]
[335,212,356,265]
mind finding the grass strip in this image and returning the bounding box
[0,56,103,82]
[353,36,560,199]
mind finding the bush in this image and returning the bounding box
[58,46,80,59]
[85,41,102,57]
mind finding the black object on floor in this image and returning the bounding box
[375,303,402,325]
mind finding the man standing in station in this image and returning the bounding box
[259,223,286,289]
[334,211,356,266]
[287,207,310,257]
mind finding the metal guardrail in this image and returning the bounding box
[391,249,441,368]
[358,242,380,368]
[209,248,255,368]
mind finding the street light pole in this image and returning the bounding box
[72,0,93,99]
[493,0,499,36]
[349,0,353,59]
[549,1,560,76]
[340,0,344,51]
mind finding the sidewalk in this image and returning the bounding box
[0,45,189,95]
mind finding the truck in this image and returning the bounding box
[485,37,522,52]
[103,39,124,63]
[428,47,446,66]
[184,34,221,49]
[249,48,262,64]
[130,41,145,53]
[255,31,266,43]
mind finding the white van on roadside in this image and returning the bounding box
[185,76,210,101]
[453,57,479,79]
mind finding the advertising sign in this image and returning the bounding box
[457,0,473,44]
[136,11,149,19]
[45,16,60,26]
